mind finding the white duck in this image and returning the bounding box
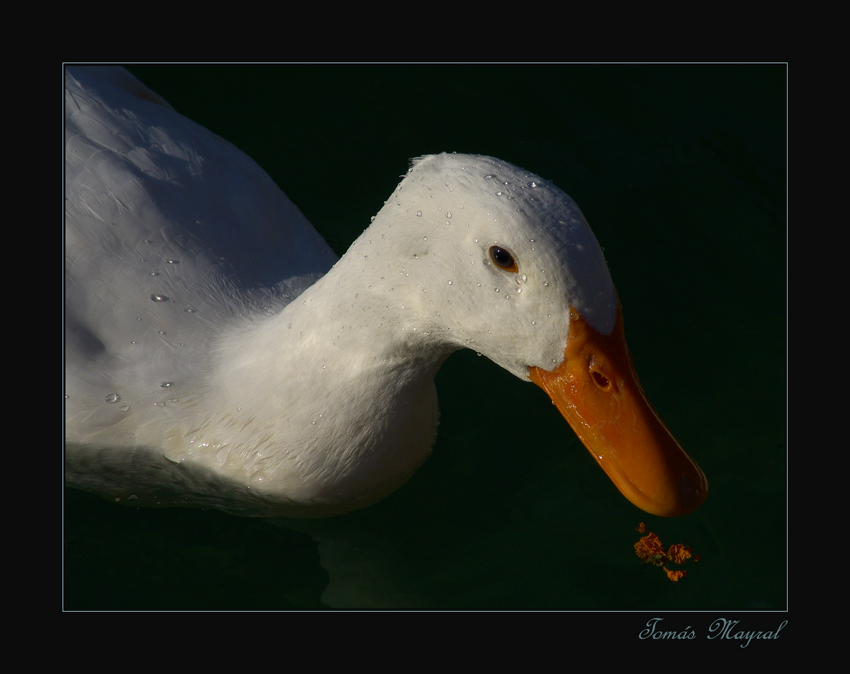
[65,66,707,519]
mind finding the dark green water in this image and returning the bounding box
[64,64,785,611]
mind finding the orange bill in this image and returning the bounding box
[529,303,707,517]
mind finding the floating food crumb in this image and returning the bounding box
[634,523,699,581]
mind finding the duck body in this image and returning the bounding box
[65,67,706,518]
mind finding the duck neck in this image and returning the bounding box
[202,256,453,510]
[229,251,455,385]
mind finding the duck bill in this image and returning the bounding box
[529,303,707,517]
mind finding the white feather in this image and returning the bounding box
[65,66,616,516]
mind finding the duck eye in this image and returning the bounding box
[489,246,518,273]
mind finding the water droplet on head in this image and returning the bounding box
[150,294,169,302]
[105,393,120,403]
[160,382,173,388]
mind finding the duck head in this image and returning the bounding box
[359,153,707,516]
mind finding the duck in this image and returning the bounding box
[64,66,707,519]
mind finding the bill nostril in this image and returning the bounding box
[592,370,610,390]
